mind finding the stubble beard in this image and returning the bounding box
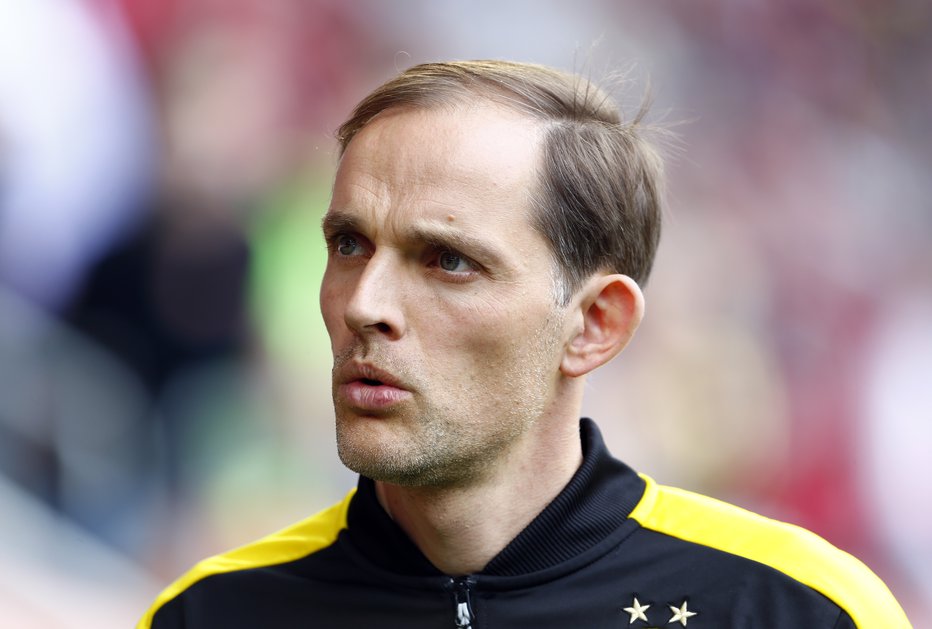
[333,375,532,488]
[332,315,564,489]
[330,347,467,487]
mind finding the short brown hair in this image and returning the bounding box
[336,60,664,303]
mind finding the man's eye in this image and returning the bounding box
[335,234,360,256]
[438,251,471,273]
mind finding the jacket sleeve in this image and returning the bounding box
[145,596,185,629]
[136,493,354,628]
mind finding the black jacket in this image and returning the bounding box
[139,419,908,628]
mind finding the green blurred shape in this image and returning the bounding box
[249,171,333,371]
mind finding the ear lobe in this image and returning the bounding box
[560,274,644,378]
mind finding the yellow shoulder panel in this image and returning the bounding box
[136,489,355,629]
[628,475,910,628]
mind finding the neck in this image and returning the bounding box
[374,410,583,575]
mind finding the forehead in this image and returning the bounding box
[331,103,544,236]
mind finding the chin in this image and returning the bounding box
[337,447,426,486]
[336,418,404,475]
[336,425,448,486]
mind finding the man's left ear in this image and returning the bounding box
[560,274,645,378]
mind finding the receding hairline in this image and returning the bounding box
[337,60,621,155]
[334,59,665,295]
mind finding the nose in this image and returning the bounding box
[342,253,406,340]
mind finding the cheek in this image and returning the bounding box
[319,273,347,334]
[471,303,563,373]
[426,305,540,372]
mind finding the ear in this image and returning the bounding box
[560,274,644,378]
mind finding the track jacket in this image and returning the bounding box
[139,419,910,628]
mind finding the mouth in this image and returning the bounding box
[337,363,412,411]
[339,360,407,388]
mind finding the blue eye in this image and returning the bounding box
[336,234,359,256]
[439,251,467,272]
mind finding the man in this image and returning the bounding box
[139,61,909,628]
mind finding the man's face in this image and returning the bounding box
[320,103,571,487]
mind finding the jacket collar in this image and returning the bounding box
[344,418,646,577]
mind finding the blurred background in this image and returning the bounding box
[1,0,929,626]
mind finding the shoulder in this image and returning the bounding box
[136,490,355,629]
[629,474,910,628]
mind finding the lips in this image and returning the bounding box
[339,362,405,388]
[336,362,412,411]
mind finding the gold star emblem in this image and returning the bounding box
[668,600,697,626]
[623,596,651,623]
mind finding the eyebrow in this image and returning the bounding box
[407,223,505,268]
[321,210,362,239]
[321,209,506,269]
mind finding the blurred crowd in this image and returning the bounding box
[0,1,929,626]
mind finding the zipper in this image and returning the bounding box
[447,576,476,628]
